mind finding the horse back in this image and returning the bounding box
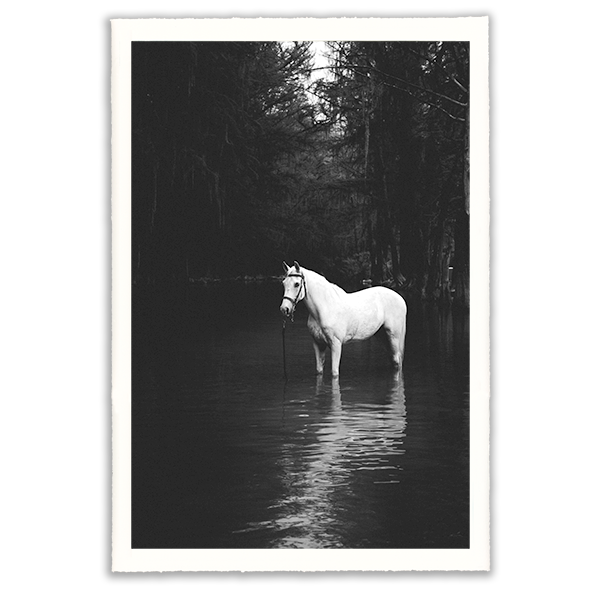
[349,286,406,313]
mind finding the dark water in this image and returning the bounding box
[132,282,469,549]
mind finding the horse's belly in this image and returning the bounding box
[344,304,384,341]
[345,319,382,341]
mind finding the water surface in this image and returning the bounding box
[132,282,469,548]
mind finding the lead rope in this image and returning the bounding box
[282,319,288,381]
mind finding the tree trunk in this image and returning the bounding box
[453,206,470,307]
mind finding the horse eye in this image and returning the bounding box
[294,282,300,288]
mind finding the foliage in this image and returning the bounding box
[132,41,470,305]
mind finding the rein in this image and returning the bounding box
[281,271,306,380]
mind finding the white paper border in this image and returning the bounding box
[112,17,489,572]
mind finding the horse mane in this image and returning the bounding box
[302,268,347,297]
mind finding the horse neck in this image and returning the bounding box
[302,269,344,319]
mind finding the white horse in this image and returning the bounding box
[280,261,407,378]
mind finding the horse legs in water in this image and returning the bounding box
[312,330,403,377]
[330,338,343,378]
[312,337,342,378]
[385,326,405,369]
[312,340,327,375]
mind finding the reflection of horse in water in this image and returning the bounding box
[272,373,408,547]
[280,262,407,378]
[317,371,405,405]
[315,371,407,482]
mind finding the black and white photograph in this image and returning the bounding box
[112,18,489,570]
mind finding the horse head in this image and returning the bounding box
[280,261,306,318]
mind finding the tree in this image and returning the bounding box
[314,41,470,305]
[132,42,320,283]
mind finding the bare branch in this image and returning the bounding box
[330,59,466,122]
[407,47,468,94]
[371,63,467,108]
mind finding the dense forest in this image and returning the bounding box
[132,41,469,305]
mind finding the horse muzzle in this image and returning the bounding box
[280,301,293,318]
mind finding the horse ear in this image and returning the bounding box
[294,261,300,272]
[282,261,290,273]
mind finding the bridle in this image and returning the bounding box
[282,271,306,321]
